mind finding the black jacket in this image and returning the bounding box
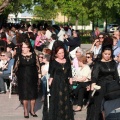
[64,37,81,52]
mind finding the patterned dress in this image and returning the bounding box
[43,59,74,120]
[13,52,41,100]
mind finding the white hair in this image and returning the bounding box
[76,47,83,55]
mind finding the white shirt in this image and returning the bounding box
[57,28,65,42]
[0,60,8,70]
[117,63,120,77]
[75,65,91,82]
[93,45,101,56]
[41,63,49,76]
[48,40,55,50]
[45,30,52,39]
[67,29,72,36]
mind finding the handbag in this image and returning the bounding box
[104,80,120,100]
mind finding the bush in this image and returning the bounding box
[81,36,92,44]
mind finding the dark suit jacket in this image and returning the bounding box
[64,37,81,52]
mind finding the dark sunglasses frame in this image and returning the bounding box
[0,55,5,56]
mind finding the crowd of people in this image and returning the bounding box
[0,23,120,120]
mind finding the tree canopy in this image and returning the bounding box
[0,0,120,29]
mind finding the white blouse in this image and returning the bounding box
[75,65,91,82]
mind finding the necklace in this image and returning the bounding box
[61,63,65,70]
[105,62,110,71]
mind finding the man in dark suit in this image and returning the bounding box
[64,30,81,52]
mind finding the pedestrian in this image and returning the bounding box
[0,52,14,93]
[86,38,119,120]
[42,46,74,120]
[13,38,41,118]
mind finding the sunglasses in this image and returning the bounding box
[39,56,43,58]
[1,55,5,57]
[22,47,29,48]
[86,56,90,58]
[76,51,80,53]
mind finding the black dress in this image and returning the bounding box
[43,59,74,120]
[86,60,119,120]
[14,53,41,100]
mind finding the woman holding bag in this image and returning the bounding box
[86,37,119,120]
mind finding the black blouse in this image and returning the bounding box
[91,60,119,83]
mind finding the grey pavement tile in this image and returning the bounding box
[0,93,87,120]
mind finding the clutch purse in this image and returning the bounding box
[104,80,120,100]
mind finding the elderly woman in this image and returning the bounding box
[73,56,91,112]
[72,47,83,69]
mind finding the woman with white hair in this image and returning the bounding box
[72,47,83,69]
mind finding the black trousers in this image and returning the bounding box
[106,113,120,120]
[74,82,90,107]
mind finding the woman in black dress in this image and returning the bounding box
[86,43,119,120]
[43,46,74,120]
[13,39,41,118]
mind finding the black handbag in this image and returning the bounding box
[104,80,120,100]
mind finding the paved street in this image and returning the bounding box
[0,93,87,120]
[0,44,91,120]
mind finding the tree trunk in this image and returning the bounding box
[92,19,95,32]
[0,14,8,28]
[64,14,65,26]
[75,16,79,30]
[0,0,11,14]
[96,18,98,27]
[105,18,107,33]
[67,16,70,25]
[82,14,83,36]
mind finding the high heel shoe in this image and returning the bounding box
[73,106,82,112]
[29,111,38,117]
[24,112,29,118]
[73,109,82,112]
[24,115,29,118]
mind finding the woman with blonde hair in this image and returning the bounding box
[73,56,91,112]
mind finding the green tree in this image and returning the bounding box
[56,0,87,30]
[33,0,58,20]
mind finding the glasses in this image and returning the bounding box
[39,56,43,59]
[76,51,80,53]
[86,56,90,58]
[22,47,29,48]
[0,55,5,57]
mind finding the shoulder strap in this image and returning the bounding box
[113,47,118,51]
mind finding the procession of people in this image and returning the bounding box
[0,23,120,120]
